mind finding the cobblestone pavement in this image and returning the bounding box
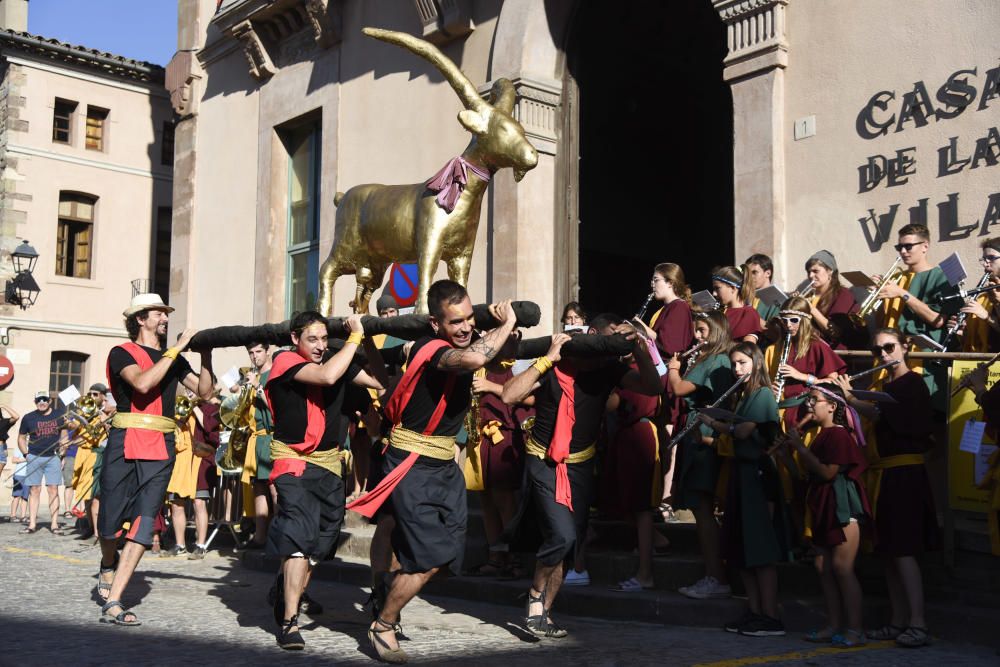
[0,522,996,666]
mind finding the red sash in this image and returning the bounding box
[348,339,453,518]
[549,363,578,511]
[107,342,168,461]
[265,351,327,480]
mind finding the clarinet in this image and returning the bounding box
[635,292,655,321]
[668,374,749,449]
[773,330,793,402]
[940,271,992,350]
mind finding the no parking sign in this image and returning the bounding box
[388,263,419,307]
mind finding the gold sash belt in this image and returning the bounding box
[525,435,596,464]
[388,426,456,461]
[868,453,926,519]
[111,413,176,433]
[271,439,344,478]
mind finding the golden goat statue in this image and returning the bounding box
[316,27,539,316]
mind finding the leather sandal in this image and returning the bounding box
[99,600,140,626]
[277,614,305,650]
[895,626,930,648]
[867,624,905,641]
[96,553,118,601]
[524,588,568,638]
[369,616,408,663]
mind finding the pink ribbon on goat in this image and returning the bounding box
[426,156,492,213]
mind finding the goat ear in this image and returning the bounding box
[458,109,490,135]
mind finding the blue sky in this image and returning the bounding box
[28,0,178,66]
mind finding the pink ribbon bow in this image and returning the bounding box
[426,156,492,213]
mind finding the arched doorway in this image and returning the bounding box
[564,0,734,318]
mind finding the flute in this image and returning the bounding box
[847,360,900,383]
[668,374,748,448]
[951,350,1000,397]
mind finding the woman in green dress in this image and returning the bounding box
[700,342,791,636]
[666,309,733,600]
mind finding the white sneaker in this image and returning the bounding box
[563,569,590,586]
[678,576,710,598]
[682,576,731,600]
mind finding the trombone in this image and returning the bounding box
[851,256,905,326]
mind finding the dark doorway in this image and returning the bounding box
[568,0,734,319]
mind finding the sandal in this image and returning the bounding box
[368,616,408,663]
[97,553,119,601]
[467,558,505,577]
[62,511,73,519]
[524,588,568,638]
[831,629,867,648]
[896,626,930,648]
[20,526,37,534]
[277,615,305,651]
[99,600,140,626]
[365,575,405,638]
[867,624,905,641]
[50,526,65,536]
[804,627,836,643]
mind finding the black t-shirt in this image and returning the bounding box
[531,360,630,453]
[108,344,195,415]
[267,350,362,451]
[19,408,66,456]
[397,337,472,437]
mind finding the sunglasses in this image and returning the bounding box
[780,316,801,325]
[870,342,897,355]
[982,255,1000,263]
[34,397,50,403]
[894,241,926,253]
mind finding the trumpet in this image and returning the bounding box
[175,394,199,422]
[851,256,905,327]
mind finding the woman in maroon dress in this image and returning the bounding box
[783,384,871,648]
[800,250,863,350]
[712,265,761,343]
[835,328,938,648]
[638,262,694,520]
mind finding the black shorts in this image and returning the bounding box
[522,455,595,567]
[97,428,174,547]
[267,464,345,561]
[385,446,467,575]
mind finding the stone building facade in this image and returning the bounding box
[0,1,175,416]
[169,0,1000,336]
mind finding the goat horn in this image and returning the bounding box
[491,79,517,115]
[363,27,487,113]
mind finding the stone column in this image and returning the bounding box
[714,0,788,276]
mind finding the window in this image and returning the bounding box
[85,106,109,151]
[57,192,97,278]
[285,124,320,315]
[49,351,88,397]
[153,206,173,298]
[161,121,175,166]
[52,98,77,144]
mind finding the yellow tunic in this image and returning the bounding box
[70,417,106,503]
[166,416,199,499]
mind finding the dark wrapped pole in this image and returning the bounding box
[516,334,635,359]
[188,301,541,351]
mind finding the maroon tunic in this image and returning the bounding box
[477,368,532,491]
[726,305,762,340]
[651,299,694,430]
[872,371,940,555]
[806,426,871,547]
[600,381,661,515]
[782,338,848,429]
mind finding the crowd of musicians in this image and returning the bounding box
[19,222,1000,662]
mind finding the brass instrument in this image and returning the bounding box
[174,395,197,422]
[851,256,905,326]
[941,271,991,350]
[465,368,486,444]
[73,395,107,444]
[774,330,793,402]
[635,292,655,321]
[218,383,256,475]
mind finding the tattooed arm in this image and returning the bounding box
[435,300,517,372]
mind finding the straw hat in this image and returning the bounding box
[123,293,174,317]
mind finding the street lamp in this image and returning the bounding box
[5,240,41,310]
